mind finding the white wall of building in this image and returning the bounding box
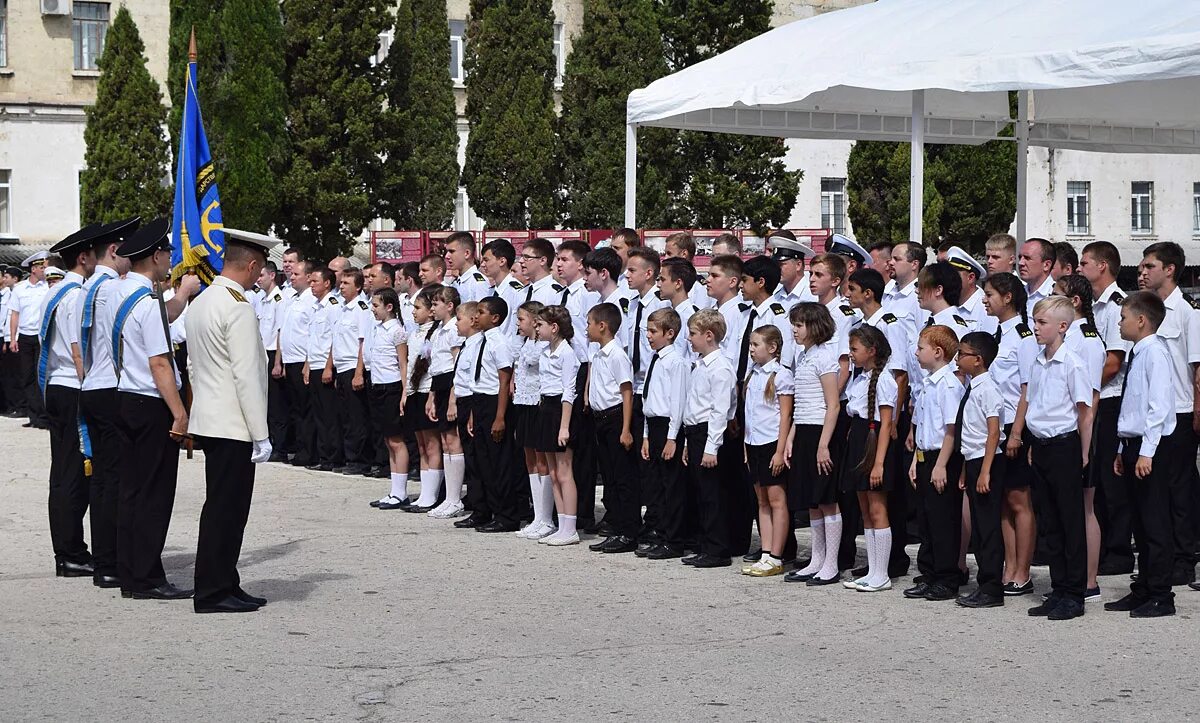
[0,109,86,243]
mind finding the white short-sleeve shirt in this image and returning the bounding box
[744,359,794,445]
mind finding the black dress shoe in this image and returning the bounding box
[454,514,489,529]
[580,518,601,534]
[132,582,194,600]
[377,497,413,511]
[589,538,611,552]
[742,548,763,563]
[600,536,638,554]
[784,569,815,583]
[634,543,653,558]
[56,560,95,578]
[1047,598,1085,620]
[476,520,518,533]
[369,466,388,479]
[1130,599,1176,618]
[594,520,615,538]
[195,595,260,614]
[402,504,436,513]
[903,582,930,599]
[689,554,732,569]
[956,589,1004,608]
[646,545,685,560]
[342,464,370,476]
[268,452,287,463]
[806,573,842,586]
[21,421,33,428]
[234,588,267,606]
[1027,597,1060,616]
[923,583,958,601]
[681,553,703,566]
[290,457,312,467]
[92,574,121,589]
[1104,592,1148,612]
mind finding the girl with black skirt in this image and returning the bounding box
[534,305,581,546]
[784,302,844,585]
[514,301,555,540]
[840,325,897,593]
[366,288,409,510]
[416,286,464,514]
[404,286,442,510]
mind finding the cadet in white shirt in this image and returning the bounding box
[276,261,315,466]
[332,270,374,475]
[110,218,191,600]
[518,238,562,308]
[883,242,926,348]
[0,266,19,415]
[302,266,343,470]
[945,245,998,335]
[657,257,700,362]
[443,231,492,304]
[767,231,818,309]
[1020,296,1093,618]
[10,251,50,427]
[705,254,748,366]
[662,231,715,310]
[257,263,293,459]
[808,253,857,389]
[639,308,689,559]
[1018,238,1056,318]
[479,238,527,354]
[1110,291,1178,616]
[623,247,670,395]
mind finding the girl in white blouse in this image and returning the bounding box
[534,305,582,546]
[366,288,409,510]
[404,287,443,510]
[513,301,555,540]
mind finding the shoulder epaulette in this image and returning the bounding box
[358,299,368,310]
[272,291,283,302]
[227,287,247,303]
[840,305,856,317]
[881,312,898,324]
[1111,290,1125,304]
[1081,324,1100,338]
[1016,322,1033,338]
[508,279,523,290]
[952,314,968,326]
[1187,294,1200,311]
[552,283,564,292]
[328,296,338,305]
[690,304,699,314]
[770,302,786,316]
[473,272,486,282]
[619,297,630,314]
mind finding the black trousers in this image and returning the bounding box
[0,344,21,412]
[914,451,964,588]
[646,417,686,548]
[964,455,1006,597]
[832,406,860,570]
[571,364,599,522]
[888,411,914,575]
[115,392,179,592]
[80,388,121,576]
[267,352,293,455]
[19,334,46,424]
[464,397,490,519]
[472,394,521,526]
[593,405,639,537]
[683,423,728,557]
[1029,432,1086,603]
[285,362,314,465]
[720,427,759,558]
[311,369,343,466]
[335,369,370,466]
[630,395,653,534]
[1123,439,1175,604]
[1161,413,1198,581]
[194,436,256,607]
[1093,397,1132,570]
[45,384,90,564]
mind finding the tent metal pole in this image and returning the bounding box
[1015,91,1029,245]
[909,90,925,244]
[624,123,638,228]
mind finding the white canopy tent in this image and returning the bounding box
[624,0,1200,244]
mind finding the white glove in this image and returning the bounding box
[251,439,273,464]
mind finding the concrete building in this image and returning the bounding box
[3,0,1200,270]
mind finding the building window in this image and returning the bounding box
[821,177,847,234]
[449,20,465,85]
[0,170,11,236]
[1131,181,1154,235]
[553,22,565,85]
[73,2,109,71]
[1194,182,1200,234]
[371,29,393,67]
[0,0,8,68]
[1066,181,1090,235]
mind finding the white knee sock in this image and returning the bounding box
[869,527,892,586]
[818,513,842,579]
[416,468,442,506]
[559,514,577,536]
[797,518,825,575]
[862,528,876,580]
[389,472,409,500]
[527,473,542,526]
[539,475,556,526]
[443,454,465,505]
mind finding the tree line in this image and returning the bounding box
[80,1,1013,260]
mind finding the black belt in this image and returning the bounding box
[1028,430,1079,446]
[593,404,623,422]
[682,422,707,435]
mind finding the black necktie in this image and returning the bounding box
[924,315,934,328]
[993,325,1002,344]
[559,285,569,305]
[474,336,487,381]
[738,309,758,384]
[954,381,972,453]
[1120,349,1135,399]
[632,300,645,373]
[643,351,659,394]
[525,285,533,303]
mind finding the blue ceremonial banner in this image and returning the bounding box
[171,54,224,285]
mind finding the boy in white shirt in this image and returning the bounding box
[639,309,689,560]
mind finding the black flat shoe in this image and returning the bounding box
[955,589,1004,608]
[923,583,958,601]
[1104,592,1147,612]
[454,514,488,529]
[234,588,267,606]
[689,554,732,569]
[599,536,637,554]
[92,574,121,589]
[132,583,194,600]
[645,545,684,560]
[806,574,842,586]
[589,538,611,552]
[56,560,95,578]
[681,554,703,566]
[1027,598,1059,616]
[1130,600,1176,618]
[476,520,518,533]
[195,595,260,614]
[1047,598,1085,620]
[402,504,435,513]
[784,569,815,583]
[903,582,929,599]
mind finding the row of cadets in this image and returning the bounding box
[1078,241,1134,575]
[110,218,196,599]
[9,250,50,428]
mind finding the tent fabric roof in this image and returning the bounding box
[627,0,1200,152]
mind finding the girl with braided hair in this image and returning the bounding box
[840,324,897,592]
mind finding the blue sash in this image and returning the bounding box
[80,273,113,372]
[111,287,153,380]
[36,281,82,396]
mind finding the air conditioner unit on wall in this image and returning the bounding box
[41,0,71,16]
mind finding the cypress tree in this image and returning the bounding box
[462,0,558,228]
[557,0,671,228]
[81,7,171,223]
[216,0,290,231]
[651,0,800,230]
[380,0,460,230]
[279,0,392,258]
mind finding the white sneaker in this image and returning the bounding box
[526,523,556,540]
[430,501,464,519]
[544,532,580,546]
